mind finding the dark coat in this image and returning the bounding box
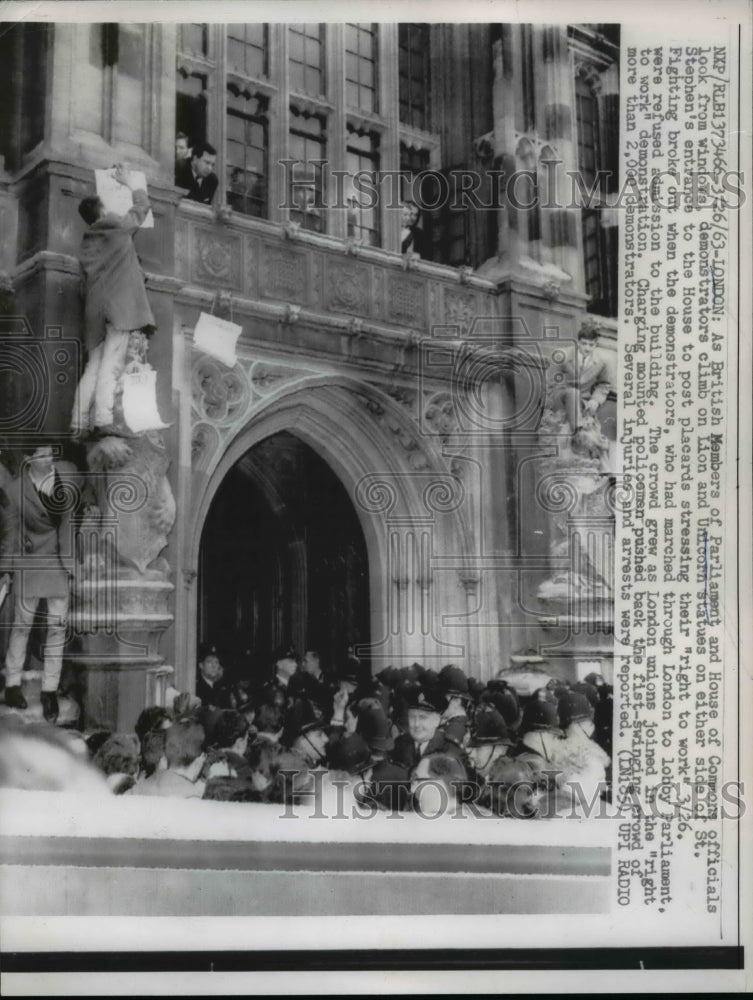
[401,225,429,258]
[0,462,77,598]
[196,674,240,710]
[176,160,218,205]
[79,189,155,351]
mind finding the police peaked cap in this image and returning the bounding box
[198,642,222,662]
[405,682,448,714]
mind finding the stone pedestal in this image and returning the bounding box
[69,577,174,732]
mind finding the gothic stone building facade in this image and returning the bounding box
[0,22,619,730]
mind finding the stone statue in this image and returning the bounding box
[78,331,174,583]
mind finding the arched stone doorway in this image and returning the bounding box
[198,431,370,682]
[177,376,480,693]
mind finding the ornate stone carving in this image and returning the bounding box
[383,414,428,471]
[423,391,460,441]
[383,384,418,412]
[84,432,176,579]
[444,289,477,337]
[353,390,429,471]
[386,275,425,328]
[574,60,603,95]
[536,467,614,610]
[193,229,241,288]
[541,279,560,301]
[191,422,220,468]
[260,245,308,303]
[192,356,250,426]
[249,360,316,397]
[325,261,371,315]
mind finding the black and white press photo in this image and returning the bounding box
[0,2,749,996]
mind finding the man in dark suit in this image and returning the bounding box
[176,142,219,205]
[547,320,615,435]
[0,446,78,721]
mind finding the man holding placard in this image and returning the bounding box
[72,164,156,436]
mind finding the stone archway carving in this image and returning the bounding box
[175,373,479,688]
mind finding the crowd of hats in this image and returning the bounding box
[70,656,612,810]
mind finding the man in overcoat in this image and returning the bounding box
[0,446,77,721]
[72,164,155,435]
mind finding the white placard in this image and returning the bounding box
[94,168,155,229]
[121,369,169,433]
[194,312,242,368]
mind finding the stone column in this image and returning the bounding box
[539,25,582,285]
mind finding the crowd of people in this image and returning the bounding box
[0,642,613,820]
